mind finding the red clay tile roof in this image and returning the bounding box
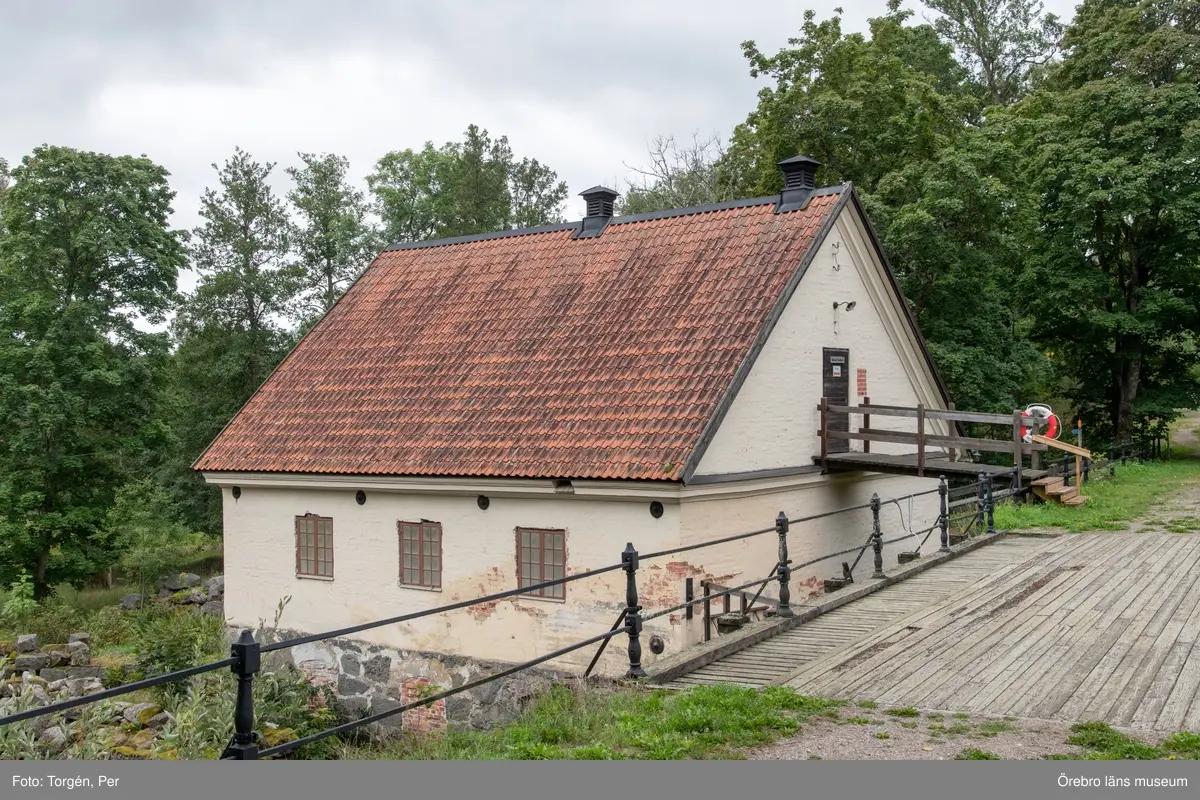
[193,189,846,480]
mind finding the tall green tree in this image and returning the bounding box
[0,146,185,596]
[721,2,976,198]
[923,0,1064,106]
[169,148,297,533]
[1011,0,1200,439]
[368,125,567,244]
[286,152,377,324]
[720,3,1042,412]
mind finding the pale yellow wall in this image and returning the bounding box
[694,203,950,477]
[220,485,682,677]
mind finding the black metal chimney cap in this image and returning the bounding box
[775,154,821,213]
[576,185,620,237]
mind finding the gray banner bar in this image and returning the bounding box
[3,760,1196,800]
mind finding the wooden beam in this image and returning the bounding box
[916,402,926,477]
[863,396,870,454]
[829,403,1029,427]
[1031,434,1092,458]
[830,428,1048,454]
[819,396,829,468]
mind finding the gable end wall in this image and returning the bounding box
[693,204,950,477]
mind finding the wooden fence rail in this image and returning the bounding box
[818,398,1055,486]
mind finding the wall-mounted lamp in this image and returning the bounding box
[832,300,856,335]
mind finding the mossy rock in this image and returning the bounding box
[41,644,69,653]
[129,729,157,749]
[169,590,192,604]
[0,640,15,656]
[151,747,179,760]
[260,727,297,747]
[112,746,153,759]
[136,705,164,726]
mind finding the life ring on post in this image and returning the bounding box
[1020,404,1060,443]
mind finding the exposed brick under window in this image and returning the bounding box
[517,527,565,599]
[296,515,333,578]
[399,521,442,588]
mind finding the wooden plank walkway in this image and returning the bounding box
[822,452,1047,481]
[781,532,1200,732]
[659,535,1056,691]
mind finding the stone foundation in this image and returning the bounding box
[240,627,586,733]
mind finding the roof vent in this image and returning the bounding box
[575,185,619,238]
[775,155,821,213]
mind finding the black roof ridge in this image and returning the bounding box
[382,184,847,253]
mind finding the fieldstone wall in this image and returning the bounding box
[0,633,106,701]
[119,574,224,617]
[247,627,586,734]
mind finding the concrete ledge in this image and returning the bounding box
[646,530,1039,684]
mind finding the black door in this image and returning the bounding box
[823,348,850,454]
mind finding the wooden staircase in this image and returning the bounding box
[1032,475,1087,506]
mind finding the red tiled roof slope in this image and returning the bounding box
[193,191,844,480]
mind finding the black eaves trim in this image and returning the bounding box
[381,186,848,252]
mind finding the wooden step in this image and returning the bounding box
[1032,476,1064,488]
[1048,484,1077,498]
[1062,495,1088,506]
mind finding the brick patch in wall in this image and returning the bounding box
[401,678,447,733]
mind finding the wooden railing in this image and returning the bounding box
[818,397,1053,485]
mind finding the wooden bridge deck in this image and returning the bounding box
[784,532,1200,732]
[660,536,1054,691]
[667,532,1200,732]
[821,451,1047,481]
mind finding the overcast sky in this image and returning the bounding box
[2,0,1080,296]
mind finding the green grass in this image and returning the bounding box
[335,684,842,760]
[956,748,1001,760]
[993,460,1200,533]
[856,700,878,709]
[886,706,920,717]
[1066,721,1167,760]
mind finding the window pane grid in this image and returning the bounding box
[517,528,565,598]
[296,515,333,578]
[399,521,442,588]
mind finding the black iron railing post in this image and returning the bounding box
[775,511,794,618]
[702,581,711,643]
[976,481,986,535]
[684,578,694,621]
[1083,457,1090,484]
[222,629,261,760]
[985,474,996,535]
[938,475,950,552]
[621,543,647,679]
[870,493,885,579]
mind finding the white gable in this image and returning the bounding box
[691,200,950,478]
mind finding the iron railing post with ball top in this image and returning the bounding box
[870,493,885,579]
[221,629,261,760]
[938,476,951,552]
[621,543,647,679]
[775,511,793,617]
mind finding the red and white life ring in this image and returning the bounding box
[1021,404,1060,442]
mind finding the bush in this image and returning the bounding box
[132,610,225,696]
[161,666,339,760]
